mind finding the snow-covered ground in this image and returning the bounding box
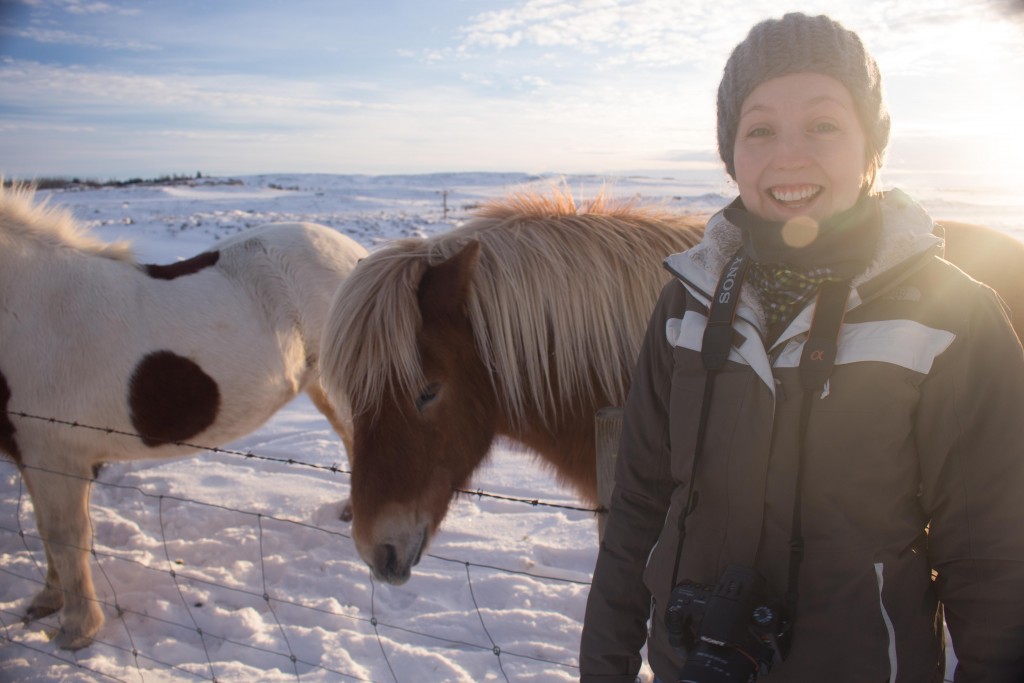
[3,171,1008,682]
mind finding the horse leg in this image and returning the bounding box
[306,381,354,454]
[28,553,65,619]
[21,473,64,619]
[26,536,65,620]
[306,381,355,522]
[21,463,104,649]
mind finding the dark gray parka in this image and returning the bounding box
[580,190,1024,682]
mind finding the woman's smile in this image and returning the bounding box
[768,183,824,210]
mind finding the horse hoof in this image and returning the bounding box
[54,626,95,651]
[51,605,104,650]
[25,603,60,622]
[26,590,63,622]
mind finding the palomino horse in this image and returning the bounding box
[320,190,1024,586]
[0,183,366,649]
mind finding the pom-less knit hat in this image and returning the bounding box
[717,13,890,182]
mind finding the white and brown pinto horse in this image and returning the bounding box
[0,184,366,649]
[320,189,1024,586]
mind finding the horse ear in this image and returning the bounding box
[417,240,481,316]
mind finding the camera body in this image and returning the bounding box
[664,564,791,682]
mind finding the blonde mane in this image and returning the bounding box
[323,188,705,425]
[0,182,135,262]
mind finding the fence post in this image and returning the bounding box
[594,406,623,542]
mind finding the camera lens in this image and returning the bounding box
[751,605,775,627]
[677,644,758,683]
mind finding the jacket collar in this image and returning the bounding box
[665,189,943,327]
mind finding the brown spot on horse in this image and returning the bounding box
[143,250,220,280]
[128,351,221,447]
[0,369,21,464]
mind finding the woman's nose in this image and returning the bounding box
[773,131,812,169]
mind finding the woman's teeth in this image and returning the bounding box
[770,186,821,204]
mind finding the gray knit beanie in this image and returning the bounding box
[717,13,890,183]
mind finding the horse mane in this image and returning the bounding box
[0,182,135,262]
[324,187,705,426]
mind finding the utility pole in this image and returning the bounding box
[438,189,451,220]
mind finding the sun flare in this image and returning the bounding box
[885,14,1024,190]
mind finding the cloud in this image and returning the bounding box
[450,0,1024,79]
[455,0,721,69]
[0,58,383,119]
[0,25,155,49]
[62,1,114,15]
[0,119,95,133]
[38,0,139,17]
[459,70,552,93]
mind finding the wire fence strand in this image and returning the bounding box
[0,409,593,682]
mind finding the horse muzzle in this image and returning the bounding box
[365,526,427,585]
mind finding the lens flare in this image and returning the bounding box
[781,216,819,248]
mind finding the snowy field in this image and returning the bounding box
[2,170,1008,682]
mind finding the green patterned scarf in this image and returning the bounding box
[746,263,845,327]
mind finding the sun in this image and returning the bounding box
[930,17,1024,189]
[880,12,1024,192]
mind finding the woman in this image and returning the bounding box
[580,12,1024,683]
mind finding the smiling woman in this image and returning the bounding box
[581,11,1024,683]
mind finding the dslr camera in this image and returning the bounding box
[664,564,791,682]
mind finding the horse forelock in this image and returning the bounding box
[0,182,135,262]
[463,206,701,425]
[322,190,704,427]
[323,239,433,420]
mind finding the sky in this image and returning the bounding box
[1,0,1023,186]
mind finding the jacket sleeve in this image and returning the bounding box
[579,281,682,682]
[916,284,1024,682]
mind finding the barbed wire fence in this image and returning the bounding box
[0,410,602,682]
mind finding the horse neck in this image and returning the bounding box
[495,393,601,505]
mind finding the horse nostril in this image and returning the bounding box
[382,544,398,574]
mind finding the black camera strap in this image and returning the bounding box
[668,248,852,644]
[670,251,750,589]
[785,278,851,626]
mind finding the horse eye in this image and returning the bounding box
[415,382,442,411]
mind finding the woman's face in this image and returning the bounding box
[733,72,869,224]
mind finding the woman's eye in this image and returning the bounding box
[811,121,839,133]
[746,126,772,138]
[415,383,441,411]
